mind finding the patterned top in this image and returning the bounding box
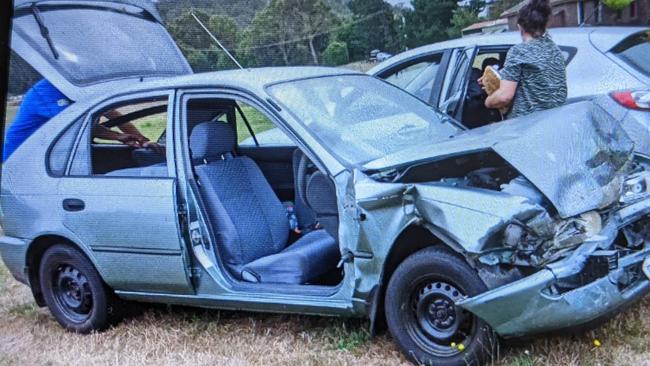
[500,33,567,119]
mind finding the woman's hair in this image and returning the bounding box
[517,0,552,37]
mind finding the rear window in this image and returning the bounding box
[13,4,190,86]
[612,31,650,78]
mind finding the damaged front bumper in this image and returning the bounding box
[457,198,650,338]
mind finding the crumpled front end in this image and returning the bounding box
[457,203,650,337]
[403,164,650,338]
[358,127,650,338]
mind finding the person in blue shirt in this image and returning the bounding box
[3,79,149,162]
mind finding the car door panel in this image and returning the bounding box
[91,144,138,174]
[60,170,192,294]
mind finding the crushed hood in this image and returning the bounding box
[364,102,634,218]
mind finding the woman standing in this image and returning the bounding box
[484,0,567,119]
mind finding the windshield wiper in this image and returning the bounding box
[31,4,59,60]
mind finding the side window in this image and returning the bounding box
[70,96,169,176]
[237,101,294,147]
[47,116,84,176]
[381,54,443,102]
[472,52,505,71]
[93,100,167,145]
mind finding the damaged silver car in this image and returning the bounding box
[2,2,650,366]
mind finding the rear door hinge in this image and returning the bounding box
[190,267,202,279]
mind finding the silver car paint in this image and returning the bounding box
[2,66,650,337]
[368,27,649,100]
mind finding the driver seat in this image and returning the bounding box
[190,122,340,284]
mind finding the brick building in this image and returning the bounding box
[501,0,649,30]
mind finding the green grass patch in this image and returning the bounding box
[237,104,275,143]
[508,354,537,366]
[321,321,371,352]
[8,302,38,317]
[0,263,9,290]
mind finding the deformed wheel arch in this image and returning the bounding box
[368,224,466,336]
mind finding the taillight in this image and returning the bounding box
[611,90,650,111]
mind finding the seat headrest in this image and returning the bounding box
[190,122,237,162]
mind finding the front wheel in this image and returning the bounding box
[385,247,497,366]
[39,244,121,333]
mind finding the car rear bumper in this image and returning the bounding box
[0,235,29,284]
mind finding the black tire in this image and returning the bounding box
[39,244,121,333]
[385,246,497,366]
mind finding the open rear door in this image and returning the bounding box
[11,0,192,101]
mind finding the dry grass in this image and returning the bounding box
[1,262,649,366]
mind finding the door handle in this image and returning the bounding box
[62,198,85,212]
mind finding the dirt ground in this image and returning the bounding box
[1,263,649,366]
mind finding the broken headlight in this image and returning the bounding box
[620,171,650,204]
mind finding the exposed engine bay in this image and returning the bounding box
[370,150,650,296]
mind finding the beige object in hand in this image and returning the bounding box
[482,66,501,96]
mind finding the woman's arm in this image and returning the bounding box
[485,80,518,109]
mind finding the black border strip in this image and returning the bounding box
[0,1,14,173]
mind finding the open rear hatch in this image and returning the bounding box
[11,0,192,101]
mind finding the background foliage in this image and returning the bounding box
[9,0,517,94]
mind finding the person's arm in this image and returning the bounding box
[92,124,142,146]
[103,110,148,143]
[485,80,518,109]
[485,47,522,114]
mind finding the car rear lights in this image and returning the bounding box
[611,90,650,111]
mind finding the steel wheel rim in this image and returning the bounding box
[51,264,93,323]
[405,277,476,357]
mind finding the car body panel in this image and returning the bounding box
[364,102,633,218]
[2,65,650,341]
[11,0,192,101]
[369,27,648,103]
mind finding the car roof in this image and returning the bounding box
[368,26,647,75]
[78,66,361,105]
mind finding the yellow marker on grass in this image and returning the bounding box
[593,339,602,348]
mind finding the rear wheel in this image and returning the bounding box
[385,247,496,366]
[39,244,121,333]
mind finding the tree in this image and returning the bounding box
[340,0,402,61]
[241,1,304,66]
[293,0,340,65]
[323,41,349,66]
[240,0,339,66]
[603,0,633,11]
[402,0,459,48]
[208,15,241,51]
[488,0,521,20]
[167,9,213,50]
[449,5,482,38]
[167,10,242,71]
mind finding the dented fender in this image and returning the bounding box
[457,209,650,337]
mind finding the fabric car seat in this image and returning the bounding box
[190,122,340,284]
